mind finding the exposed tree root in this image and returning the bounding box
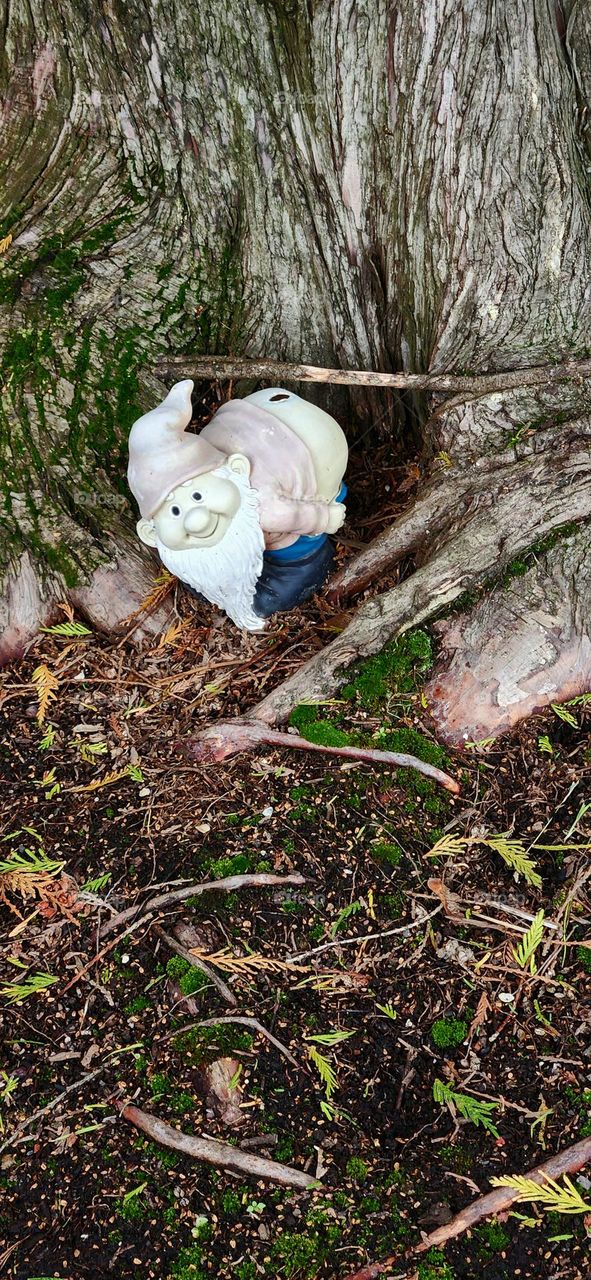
[116,1101,316,1189]
[206,416,591,741]
[0,541,171,667]
[187,721,460,793]
[99,872,306,940]
[426,525,591,743]
[341,1134,591,1279]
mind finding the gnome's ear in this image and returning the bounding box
[227,452,251,478]
[136,517,158,547]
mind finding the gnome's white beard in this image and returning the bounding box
[155,468,265,631]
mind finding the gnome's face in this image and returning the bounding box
[136,455,250,551]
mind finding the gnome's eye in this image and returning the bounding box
[191,491,203,502]
[170,505,181,517]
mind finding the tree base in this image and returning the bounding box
[426,527,591,744]
[0,542,172,666]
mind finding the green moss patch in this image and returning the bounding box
[342,630,434,708]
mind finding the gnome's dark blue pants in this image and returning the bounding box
[253,534,336,618]
[253,483,347,618]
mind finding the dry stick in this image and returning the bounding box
[62,915,147,992]
[155,352,591,400]
[157,1015,301,1069]
[0,1066,106,1156]
[99,872,307,940]
[342,1135,591,1280]
[288,905,442,964]
[153,924,236,1006]
[189,720,459,794]
[116,1100,316,1189]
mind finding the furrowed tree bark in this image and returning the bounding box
[3,0,591,738]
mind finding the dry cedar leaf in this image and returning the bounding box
[119,572,175,626]
[158,619,190,649]
[189,947,309,976]
[294,970,370,992]
[32,663,59,725]
[37,874,86,922]
[470,992,491,1037]
[0,233,13,255]
[4,873,84,927]
[398,463,421,493]
[168,673,204,695]
[71,768,130,794]
[201,1057,244,1127]
[427,877,463,919]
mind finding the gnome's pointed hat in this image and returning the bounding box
[127,380,227,518]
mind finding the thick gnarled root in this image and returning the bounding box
[0,543,173,666]
[426,527,591,744]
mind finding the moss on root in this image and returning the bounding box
[342,629,434,707]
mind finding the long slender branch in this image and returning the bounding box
[188,721,459,793]
[342,1135,591,1280]
[288,905,442,963]
[99,872,307,940]
[117,1100,316,1188]
[155,353,591,400]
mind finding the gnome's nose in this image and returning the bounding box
[184,507,213,535]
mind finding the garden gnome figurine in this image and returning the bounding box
[127,381,348,630]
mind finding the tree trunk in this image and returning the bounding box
[2,0,591,735]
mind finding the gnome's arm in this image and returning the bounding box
[261,492,340,537]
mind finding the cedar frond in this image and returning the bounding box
[512,910,545,972]
[71,768,131,794]
[0,233,12,255]
[551,703,578,727]
[425,834,467,859]
[158,620,189,648]
[41,620,92,638]
[135,572,175,618]
[32,664,59,726]
[481,835,542,888]
[433,1078,500,1136]
[189,946,308,976]
[0,972,58,1004]
[307,1045,338,1099]
[490,1172,591,1215]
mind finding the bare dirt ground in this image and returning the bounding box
[1,449,590,1280]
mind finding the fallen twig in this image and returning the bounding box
[157,1015,301,1069]
[116,1100,316,1188]
[153,925,236,1006]
[0,1066,106,1155]
[62,916,147,992]
[341,1134,591,1279]
[188,720,460,794]
[155,352,591,401]
[99,872,307,940]
[288,905,442,963]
